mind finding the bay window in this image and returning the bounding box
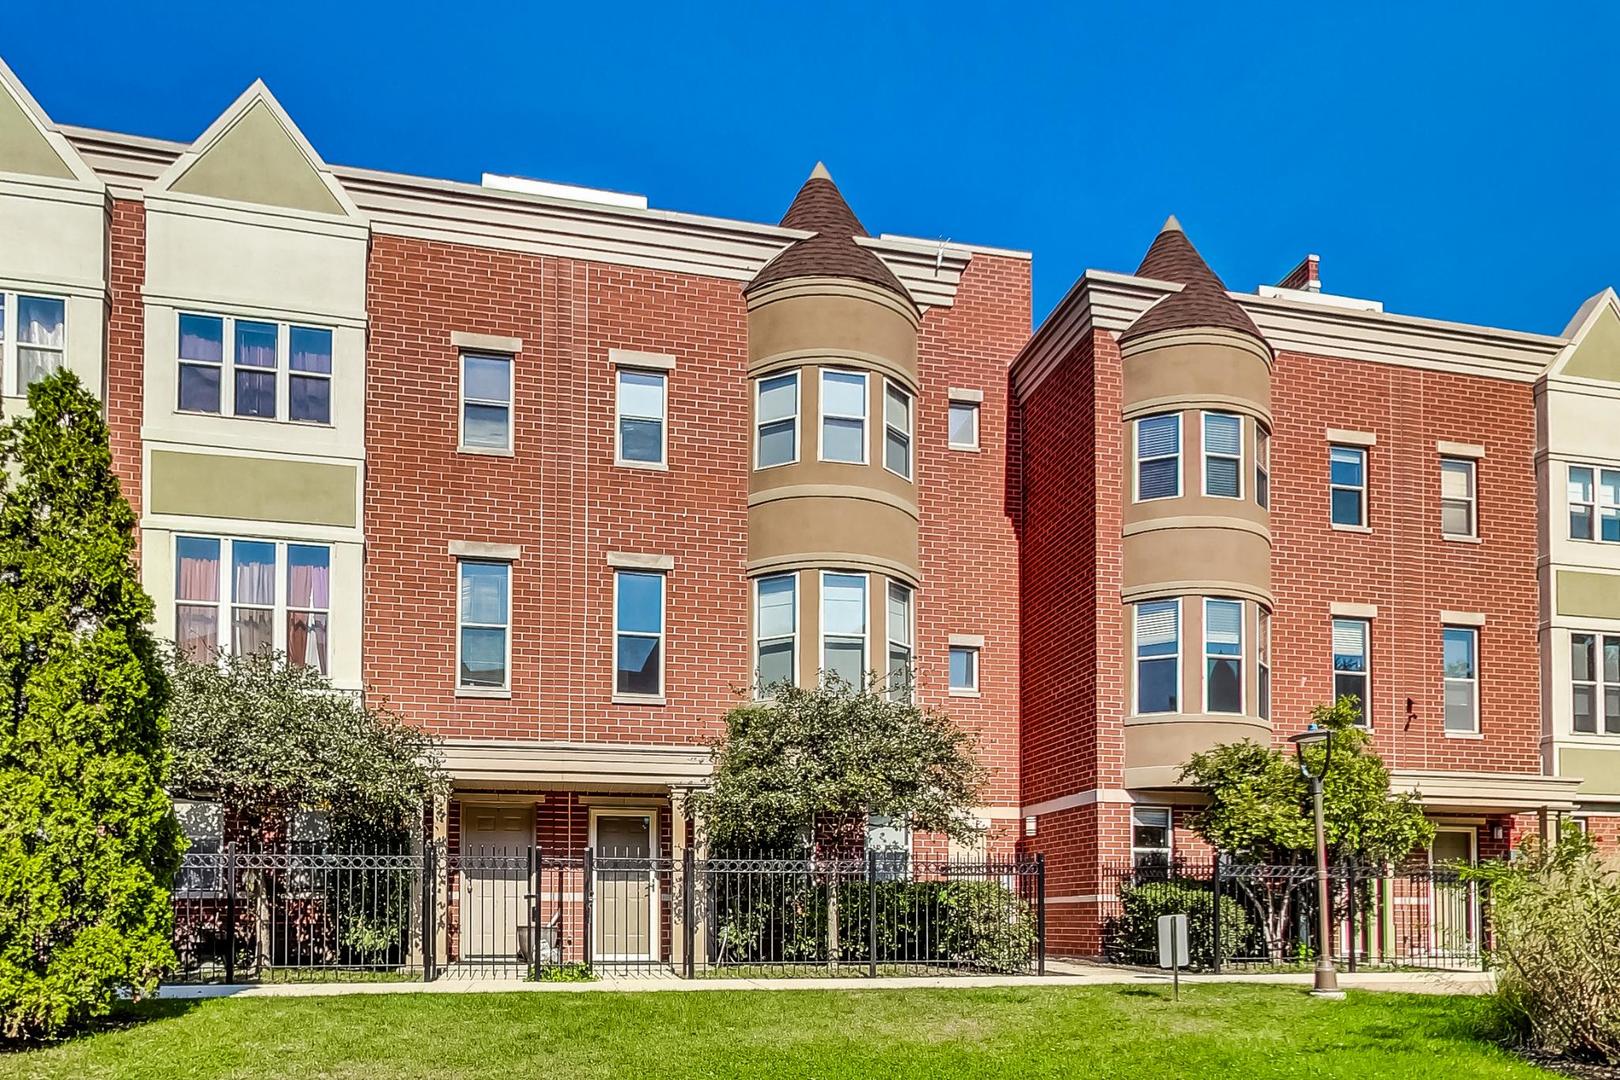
[820,370,867,464]
[1134,599,1179,714]
[1135,414,1181,501]
[1202,412,1242,498]
[175,537,334,672]
[754,574,796,694]
[1204,599,1243,714]
[1571,633,1620,735]
[820,572,867,687]
[176,312,334,423]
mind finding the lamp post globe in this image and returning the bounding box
[1289,725,1345,999]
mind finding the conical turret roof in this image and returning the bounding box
[745,163,912,304]
[1120,216,1267,347]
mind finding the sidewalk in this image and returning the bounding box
[155,963,1494,1000]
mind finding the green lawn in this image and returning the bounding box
[0,985,1550,1080]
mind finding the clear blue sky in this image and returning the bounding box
[8,2,1616,333]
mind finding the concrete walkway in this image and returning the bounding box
[155,962,1493,1000]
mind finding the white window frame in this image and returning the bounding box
[613,569,666,699]
[1258,607,1272,722]
[174,311,334,426]
[882,380,914,481]
[818,369,869,465]
[1130,805,1173,867]
[1256,425,1271,510]
[885,580,913,701]
[459,351,515,453]
[948,399,980,450]
[1440,457,1477,539]
[2,291,68,399]
[1203,598,1245,715]
[948,644,980,695]
[819,570,868,687]
[614,367,667,468]
[1332,617,1371,727]
[1330,445,1368,528]
[173,536,333,668]
[1567,464,1620,543]
[1133,413,1182,502]
[1570,631,1620,736]
[753,573,798,697]
[1201,411,1244,500]
[1443,626,1480,735]
[753,371,800,470]
[1133,598,1181,716]
[456,558,512,693]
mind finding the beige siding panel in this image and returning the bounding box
[1563,303,1620,383]
[149,450,357,527]
[1556,570,1620,620]
[170,101,343,215]
[0,87,73,179]
[1560,747,1620,796]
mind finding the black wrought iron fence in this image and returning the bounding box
[1098,857,1489,972]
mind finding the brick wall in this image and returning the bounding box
[105,199,145,518]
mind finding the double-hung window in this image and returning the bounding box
[754,574,796,694]
[1135,414,1180,501]
[1204,599,1243,714]
[233,321,278,418]
[1330,446,1367,527]
[460,352,513,451]
[820,370,867,463]
[1443,627,1479,733]
[289,327,333,423]
[1202,412,1242,498]
[174,537,333,672]
[821,572,867,688]
[286,545,331,674]
[949,645,979,694]
[884,381,913,479]
[1256,426,1271,509]
[176,313,333,424]
[1134,600,1179,714]
[458,560,510,690]
[1257,608,1272,722]
[755,372,798,468]
[616,369,666,466]
[948,400,980,450]
[178,315,225,414]
[614,570,665,697]
[1441,458,1477,538]
[1131,807,1172,868]
[885,582,913,700]
[1568,465,1620,542]
[1571,633,1620,735]
[1332,618,1370,724]
[2,293,67,395]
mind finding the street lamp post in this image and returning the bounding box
[1290,725,1345,999]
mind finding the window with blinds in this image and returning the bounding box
[1202,412,1243,498]
[1204,599,1244,713]
[1134,600,1180,714]
[1135,414,1181,501]
[821,572,867,689]
[1332,618,1369,724]
[1440,458,1476,538]
[1330,446,1367,527]
[1256,426,1271,510]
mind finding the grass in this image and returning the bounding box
[0,984,1554,1080]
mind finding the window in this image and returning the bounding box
[1131,806,1172,868]
[867,813,910,879]
[948,645,979,694]
[5,293,66,393]
[820,370,867,464]
[1332,618,1370,724]
[175,537,334,669]
[883,381,913,479]
[289,327,333,424]
[616,369,666,466]
[1202,412,1242,498]
[1135,414,1181,501]
[1204,599,1244,714]
[1568,465,1620,542]
[174,800,225,893]
[177,314,224,414]
[1258,608,1272,722]
[1441,458,1476,538]
[755,372,798,468]
[754,574,796,694]
[1443,627,1479,733]
[1134,599,1179,714]
[885,582,913,700]
[821,572,867,687]
[1256,426,1271,509]
[614,570,664,697]
[461,352,512,451]
[458,560,510,690]
[1330,446,1367,527]
[949,400,980,450]
[1571,633,1620,735]
[233,320,277,418]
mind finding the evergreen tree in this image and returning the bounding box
[0,371,179,1039]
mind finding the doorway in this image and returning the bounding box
[1429,827,1478,956]
[459,804,532,962]
[590,808,658,963]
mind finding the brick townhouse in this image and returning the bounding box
[1,55,1616,963]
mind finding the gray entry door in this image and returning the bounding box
[461,806,531,959]
[594,813,655,961]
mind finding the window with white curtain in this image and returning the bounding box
[175,537,333,671]
[1134,600,1179,714]
[1571,633,1620,735]
[884,381,913,480]
[458,560,510,690]
[616,369,666,465]
[1441,458,1476,538]
[231,540,276,656]
[1204,599,1244,713]
[1332,618,1369,724]
[820,370,868,464]
[886,581,913,701]
[176,312,334,424]
[755,372,799,468]
[1202,412,1242,498]
[1135,414,1181,501]
[754,574,796,694]
[821,572,867,688]
[3,293,67,395]
[287,545,331,674]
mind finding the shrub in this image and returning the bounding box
[1105,878,1252,968]
[1465,828,1620,1064]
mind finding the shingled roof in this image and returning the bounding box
[1120,216,1268,348]
[745,163,913,305]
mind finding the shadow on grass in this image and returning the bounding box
[0,998,199,1054]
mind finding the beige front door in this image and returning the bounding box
[1430,829,1477,954]
[461,805,531,960]
[593,811,656,961]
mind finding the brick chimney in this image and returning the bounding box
[1275,253,1321,293]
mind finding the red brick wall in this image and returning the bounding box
[105,199,146,518]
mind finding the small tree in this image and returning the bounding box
[165,649,447,840]
[685,676,987,850]
[1179,696,1434,958]
[0,372,181,1039]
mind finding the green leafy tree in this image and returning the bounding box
[164,648,448,839]
[0,371,181,1039]
[686,676,987,850]
[1178,696,1435,958]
